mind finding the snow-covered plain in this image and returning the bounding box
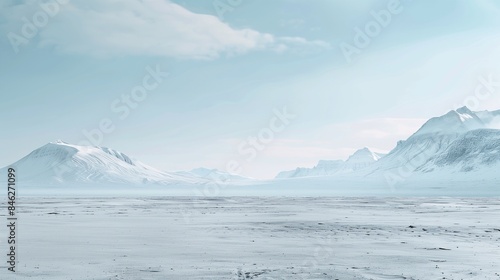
[1,196,499,279]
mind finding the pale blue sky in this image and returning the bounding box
[1,0,500,178]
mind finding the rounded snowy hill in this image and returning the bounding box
[3,140,204,186]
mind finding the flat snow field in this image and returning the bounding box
[1,197,500,279]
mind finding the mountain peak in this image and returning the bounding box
[456,106,472,114]
[347,147,382,162]
[412,107,485,137]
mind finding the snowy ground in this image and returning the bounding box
[1,196,500,279]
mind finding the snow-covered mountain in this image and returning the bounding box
[1,140,204,186]
[343,147,385,172]
[416,129,500,174]
[412,106,485,136]
[5,106,500,188]
[276,148,385,179]
[363,107,500,179]
[277,106,500,182]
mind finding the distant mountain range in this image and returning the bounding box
[175,167,251,182]
[2,106,500,187]
[277,106,500,183]
[276,147,386,178]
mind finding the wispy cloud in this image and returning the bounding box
[1,0,330,59]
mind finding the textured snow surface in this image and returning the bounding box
[417,129,500,173]
[1,197,499,279]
